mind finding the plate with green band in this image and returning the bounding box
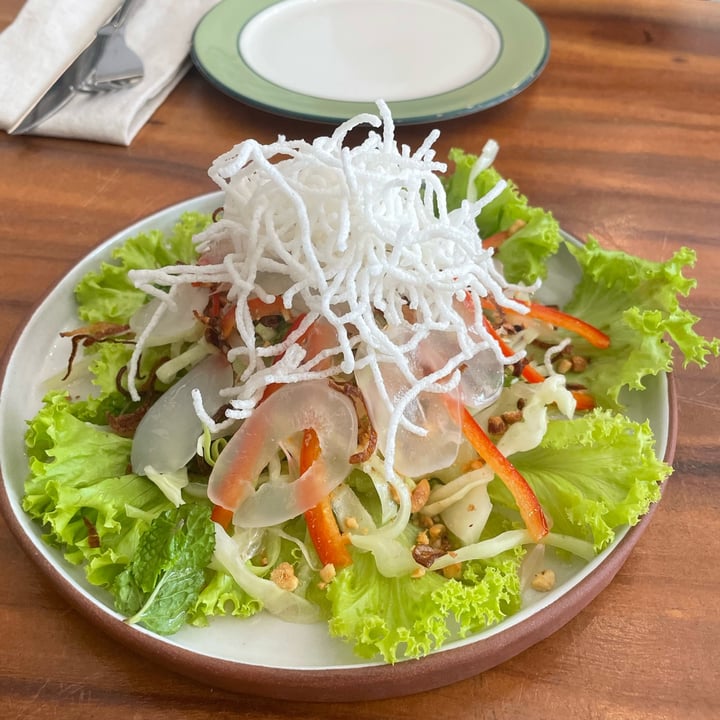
[191,0,550,124]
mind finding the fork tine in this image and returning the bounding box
[87,0,144,87]
[79,75,144,94]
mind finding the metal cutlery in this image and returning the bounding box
[8,0,144,135]
[78,0,144,93]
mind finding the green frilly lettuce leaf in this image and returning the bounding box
[74,211,210,324]
[445,148,562,283]
[22,212,213,587]
[84,340,174,398]
[326,544,523,663]
[23,391,173,586]
[493,410,671,552]
[188,569,263,626]
[558,237,720,408]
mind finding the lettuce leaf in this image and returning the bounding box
[326,545,523,663]
[446,146,718,409]
[75,211,210,324]
[85,341,173,398]
[188,569,263,626]
[558,237,720,408]
[445,148,561,283]
[492,410,671,551]
[23,392,173,585]
[23,213,212,594]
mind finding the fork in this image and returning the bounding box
[78,0,144,93]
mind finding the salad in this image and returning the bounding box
[23,103,718,663]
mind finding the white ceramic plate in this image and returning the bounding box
[191,0,550,124]
[0,193,676,701]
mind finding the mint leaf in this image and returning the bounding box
[112,503,215,634]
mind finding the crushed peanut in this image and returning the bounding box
[411,567,426,579]
[418,514,435,529]
[344,516,360,530]
[531,568,556,592]
[556,354,589,374]
[487,415,507,435]
[389,483,400,503]
[571,355,588,372]
[428,523,446,540]
[442,562,463,580]
[270,562,299,592]
[411,477,431,513]
[319,563,336,584]
[501,409,523,425]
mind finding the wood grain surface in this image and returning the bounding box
[1,1,719,718]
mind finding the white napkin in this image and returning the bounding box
[0,0,218,145]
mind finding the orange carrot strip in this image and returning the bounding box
[300,429,352,569]
[482,219,527,249]
[482,317,546,384]
[522,302,610,350]
[210,504,234,530]
[260,315,351,567]
[247,295,286,321]
[220,302,237,340]
[571,389,596,411]
[520,362,546,384]
[445,398,549,542]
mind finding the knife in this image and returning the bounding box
[8,11,120,135]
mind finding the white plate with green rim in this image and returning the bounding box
[190,0,550,124]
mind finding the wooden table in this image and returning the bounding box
[1,1,718,717]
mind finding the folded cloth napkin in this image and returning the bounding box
[0,0,218,145]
